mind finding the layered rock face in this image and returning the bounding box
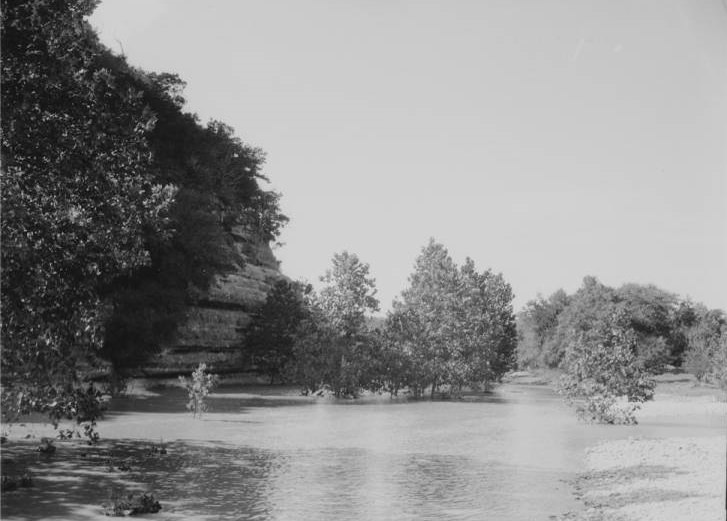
[146,226,284,375]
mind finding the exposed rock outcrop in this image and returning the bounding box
[145,226,284,375]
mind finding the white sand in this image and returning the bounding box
[572,395,727,521]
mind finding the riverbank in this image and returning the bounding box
[563,373,727,521]
[0,379,587,520]
[1,373,724,520]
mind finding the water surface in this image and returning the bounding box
[2,383,722,520]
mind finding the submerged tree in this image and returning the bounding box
[244,279,310,383]
[394,239,460,396]
[318,251,380,338]
[453,258,517,392]
[287,252,380,397]
[388,240,517,397]
[558,308,655,424]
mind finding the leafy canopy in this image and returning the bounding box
[1,0,173,421]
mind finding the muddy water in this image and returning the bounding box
[1,383,723,520]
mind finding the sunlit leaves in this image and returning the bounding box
[389,239,517,395]
[558,308,655,424]
[1,0,173,417]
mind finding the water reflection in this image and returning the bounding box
[3,383,722,520]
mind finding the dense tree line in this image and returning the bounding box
[1,1,286,427]
[245,241,518,398]
[517,276,726,422]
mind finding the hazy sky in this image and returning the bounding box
[90,0,727,313]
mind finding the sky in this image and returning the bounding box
[90,0,727,313]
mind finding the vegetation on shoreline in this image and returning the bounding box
[2,1,725,440]
[247,243,517,398]
[516,276,726,422]
[1,0,286,431]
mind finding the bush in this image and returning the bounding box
[683,308,726,385]
[179,363,218,418]
[103,492,161,517]
[558,310,655,424]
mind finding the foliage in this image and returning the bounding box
[448,258,517,392]
[614,283,681,370]
[283,303,337,394]
[386,240,517,397]
[318,251,380,337]
[103,491,162,517]
[558,309,655,424]
[366,322,415,396]
[179,363,218,418]
[286,252,380,397]
[545,276,618,367]
[516,279,705,374]
[392,240,460,396]
[683,306,726,384]
[516,290,570,368]
[1,0,173,423]
[1,473,33,492]
[713,333,727,390]
[101,72,287,380]
[244,279,310,383]
[0,1,289,393]
[1,382,105,444]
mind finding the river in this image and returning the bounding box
[1,381,723,520]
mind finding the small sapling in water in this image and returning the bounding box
[179,363,219,418]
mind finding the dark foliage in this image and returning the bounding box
[1,0,173,420]
[100,67,287,382]
[244,280,310,383]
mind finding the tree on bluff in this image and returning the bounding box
[94,47,287,383]
[1,0,174,423]
[1,0,289,431]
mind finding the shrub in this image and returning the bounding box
[103,492,161,517]
[558,310,655,424]
[179,363,218,418]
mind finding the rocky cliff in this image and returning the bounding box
[145,225,284,375]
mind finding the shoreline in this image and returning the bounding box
[562,373,727,521]
[2,372,724,520]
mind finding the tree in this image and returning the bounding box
[395,239,460,396]
[683,306,726,383]
[453,258,517,391]
[713,332,727,390]
[387,240,517,397]
[244,280,309,383]
[614,283,680,370]
[287,252,380,397]
[1,0,173,425]
[516,289,570,368]
[100,71,287,383]
[318,251,380,337]
[558,309,655,424]
[546,276,617,367]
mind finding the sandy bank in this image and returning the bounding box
[564,377,727,521]
[572,436,726,521]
